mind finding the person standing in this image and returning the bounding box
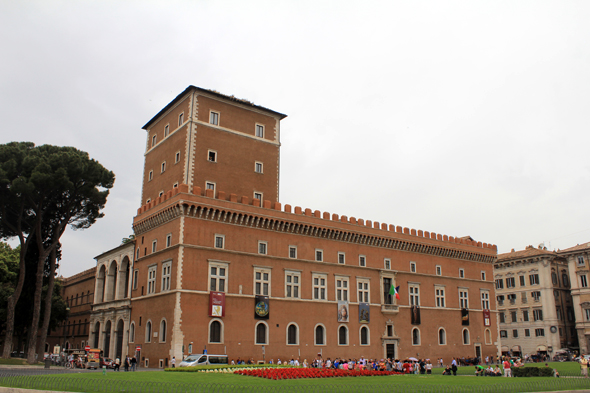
[451,358,458,376]
[124,356,130,372]
[171,356,176,368]
[502,357,511,377]
[580,354,588,377]
[131,356,136,371]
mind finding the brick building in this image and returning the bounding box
[125,86,499,367]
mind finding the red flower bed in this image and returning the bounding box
[234,367,402,379]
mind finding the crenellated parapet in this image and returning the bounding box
[133,184,497,259]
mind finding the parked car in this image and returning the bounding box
[101,358,114,368]
[10,351,25,358]
[179,354,228,367]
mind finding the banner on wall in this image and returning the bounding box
[209,292,225,317]
[483,309,491,326]
[411,305,421,325]
[461,308,470,326]
[255,295,269,319]
[359,303,370,323]
[337,301,349,322]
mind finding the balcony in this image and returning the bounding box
[510,299,516,305]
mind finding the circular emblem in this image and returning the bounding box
[550,326,557,333]
[255,301,269,317]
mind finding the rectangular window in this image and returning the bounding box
[258,241,267,255]
[357,279,370,303]
[255,124,264,138]
[585,309,590,321]
[512,329,518,338]
[506,277,516,288]
[384,259,391,270]
[522,309,529,322]
[164,124,169,137]
[500,330,507,338]
[133,269,138,290]
[524,328,530,337]
[335,277,349,301]
[208,150,217,162]
[206,181,215,192]
[312,274,327,300]
[410,262,416,273]
[459,269,465,278]
[383,277,394,304]
[556,308,562,321]
[529,274,539,285]
[533,309,543,321]
[435,286,445,308]
[535,328,545,337]
[162,261,171,291]
[497,295,504,306]
[481,271,486,281]
[178,112,184,126]
[507,293,516,304]
[152,240,157,253]
[289,246,297,259]
[495,279,504,289]
[175,152,180,163]
[255,162,263,173]
[519,275,525,286]
[532,291,541,301]
[459,289,468,308]
[521,292,527,303]
[511,310,517,323]
[499,312,505,323]
[481,291,490,309]
[166,234,171,247]
[151,134,157,147]
[409,284,420,306]
[285,271,301,298]
[214,235,225,249]
[581,275,588,288]
[315,249,323,262]
[254,268,270,296]
[149,170,153,181]
[338,252,345,265]
[254,192,263,201]
[578,256,585,265]
[359,255,366,267]
[209,262,228,292]
[161,161,166,173]
[210,111,219,125]
[147,265,157,294]
[436,265,442,276]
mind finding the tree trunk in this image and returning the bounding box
[37,247,57,359]
[26,243,49,364]
[1,238,28,359]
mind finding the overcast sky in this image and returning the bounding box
[1,1,589,277]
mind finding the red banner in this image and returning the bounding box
[209,291,225,317]
[483,309,491,326]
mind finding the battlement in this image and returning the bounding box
[136,184,496,251]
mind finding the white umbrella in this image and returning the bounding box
[408,357,419,361]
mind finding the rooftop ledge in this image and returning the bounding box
[135,183,497,252]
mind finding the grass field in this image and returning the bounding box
[1,362,588,392]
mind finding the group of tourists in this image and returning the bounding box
[112,356,137,371]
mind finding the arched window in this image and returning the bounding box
[462,328,470,345]
[255,322,267,345]
[129,322,135,343]
[315,324,325,345]
[287,324,298,345]
[551,271,558,285]
[438,328,446,345]
[562,274,569,287]
[338,325,348,345]
[360,326,369,345]
[146,321,152,343]
[160,320,167,342]
[412,327,420,345]
[209,320,222,343]
[485,328,492,345]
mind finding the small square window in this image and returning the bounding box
[173,182,178,188]
[178,113,184,126]
[338,252,345,265]
[161,162,166,173]
[166,234,171,248]
[210,111,219,125]
[215,235,224,249]
[254,192,263,201]
[410,262,416,273]
[436,265,442,276]
[255,162,263,173]
[208,150,217,162]
[159,191,164,197]
[289,246,297,259]
[206,182,215,193]
[524,328,530,337]
[384,259,391,270]
[316,249,323,262]
[255,124,264,138]
[359,255,366,267]
[258,241,267,255]
[175,152,180,163]
[164,125,169,137]
[459,269,465,278]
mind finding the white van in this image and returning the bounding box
[179,354,228,367]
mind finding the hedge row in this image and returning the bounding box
[512,367,554,377]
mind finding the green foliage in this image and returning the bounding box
[0,242,19,330]
[512,366,554,377]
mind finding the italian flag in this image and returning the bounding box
[389,284,400,300]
